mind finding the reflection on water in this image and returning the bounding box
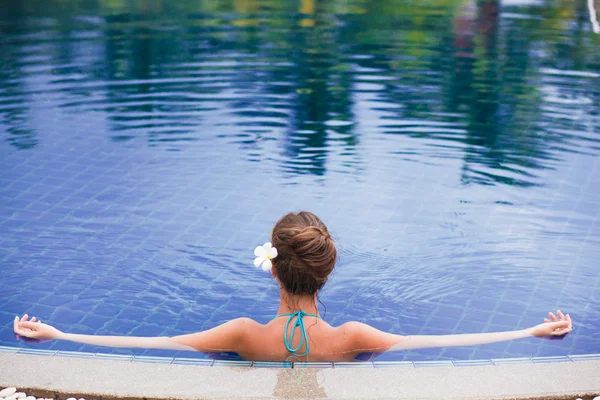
[0,0,599,361]
[1,0,597,185]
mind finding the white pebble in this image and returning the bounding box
[15,394,26,399]
[0,389,17,398]
[593,397,600,400]
[5,395,17,400]
[24,396,36,400]
[78,398,85,400]
[66,398,76,400]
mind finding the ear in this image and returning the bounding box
[270,261,277,278]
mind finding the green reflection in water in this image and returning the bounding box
[0,0,598,186]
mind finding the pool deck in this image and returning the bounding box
[1,352,599,400]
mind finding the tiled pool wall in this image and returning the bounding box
[2,345,599,368]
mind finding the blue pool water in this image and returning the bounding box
[1,0,599,361]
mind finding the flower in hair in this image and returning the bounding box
[254,242,278,271]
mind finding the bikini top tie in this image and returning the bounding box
[274,310,321,357]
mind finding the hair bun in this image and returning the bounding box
[290,226,331,254]
[271,212,337,295]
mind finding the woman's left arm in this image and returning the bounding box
[14,314,254,353]
[343,310,573,356]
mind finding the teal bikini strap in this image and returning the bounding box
[274,310,321,357]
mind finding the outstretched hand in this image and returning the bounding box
[13,314,63,342]
[529,310,573,340]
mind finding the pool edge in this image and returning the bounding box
[2,345,600,368]
[1,351,599,400]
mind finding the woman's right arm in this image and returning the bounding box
[13,314,255,353]
[344,310,572,355]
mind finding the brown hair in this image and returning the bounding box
[271,211,337,296]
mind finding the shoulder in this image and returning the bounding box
[337,321,366,335]
[169,317,264,352]
[336,321,403,353]
[228,317,262,334]
[338,321,377,336]
[218,317,263,339]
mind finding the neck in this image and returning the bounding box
[277,289,319,316]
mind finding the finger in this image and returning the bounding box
[30,317,36,323]
[548,312,557,322]
[554,328,570,336]
[14,324,32,337]
[566,314,572,328]
[544,318,550,323]
[13,316,20,331]
[22,314,29,322]
[557,310,565,320]
[550,321,569,334]
[19,321,39,330]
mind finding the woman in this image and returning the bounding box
[14,211,572,362]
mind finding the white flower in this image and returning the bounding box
[254,242,278,271]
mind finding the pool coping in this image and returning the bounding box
[3,345,600,368]
[1,347,600,400]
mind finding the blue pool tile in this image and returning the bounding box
[213,360,252,367]
[145,310,178,326]
[17,348,57,356]
[94,353,134,362]
[39,294,76,308]
[48,340,83,352]
[23,303,57,319]
[506,339,540,355]
[490,313,522,327]
[432,305,465,320]
[491,357,533,365]
[80,314,112,330]
[471,348,506,361]
[253,361,293,368]
[130,323,165,337]
[172,358,213,366]
[52,308,86,326]
[133,355,174,364]
[568,354,600,362]
[0,346,19,353]
[452,359,494,367]
[414,360,454,368]
[453,320,487,335]
[56,350,95,359]
[531,356,571,364]
[373,361,414,368]
[293,362,333,368]
[334,362,373,368]
[102,319,138,335]
[442,347,474,359]
[468,298,498,312]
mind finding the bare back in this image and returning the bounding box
[172,315,402,362]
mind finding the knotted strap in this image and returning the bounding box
[275,310,321,357]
